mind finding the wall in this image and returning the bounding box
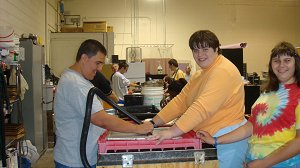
[0,0,60,65]
[63,0,300,76]
[1,0,299,75]
[0,0,45,40]
[46,0,60,64]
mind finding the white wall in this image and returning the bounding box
[64,0,300,76]
[0,0,46,40]
[0,0,60,64]
[1,0,299,75]
[46,0,60,64]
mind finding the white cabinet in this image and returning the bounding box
[50,32,114,76]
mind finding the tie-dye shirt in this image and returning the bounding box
[247,83,300,167]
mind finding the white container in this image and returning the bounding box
[141,86,164,109]
[157,64,163,74]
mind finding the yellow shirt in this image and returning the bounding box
[158,55,245,135]
[171,68,185,80]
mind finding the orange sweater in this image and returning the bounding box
[157,56,245,135]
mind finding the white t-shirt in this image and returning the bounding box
[111,71,130,100]
[54,68,105,167]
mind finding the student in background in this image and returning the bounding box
[111,62,131,103]
[184,65,192,82]
[90,71,119,102]
[168,58,185,80]
[110,63,119,82]
[162,76,172,91]
[197,41,300,168]
[160,78,188,109]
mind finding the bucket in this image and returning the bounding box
[141,86,164,109]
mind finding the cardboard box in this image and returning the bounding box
[83,21,107,32]
[60,27,83,33]
[107,26,113,32]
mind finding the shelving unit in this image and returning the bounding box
[0,63,24,167]
[0,28,23,167]
[0,66,8,167]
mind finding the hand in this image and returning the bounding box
[196,130,214,144]
[146,130,173,144]
[246,159,270,168]
[134,121,153,134]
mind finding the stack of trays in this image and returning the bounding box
[5,123,25,139]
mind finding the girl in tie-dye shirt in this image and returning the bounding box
[197,41,300,168]
[247,83,300,167]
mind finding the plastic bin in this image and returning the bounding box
[118,105,160,120]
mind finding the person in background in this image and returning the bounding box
[110,63,119,82]
[161,75,173,107]
[168,58,185,80]
[54,39,153,168]
[197,41,300,168]
[162,76,172,91]
[148,30,248,168]
[184,65,192,82]
[90,71,119,102]
[160,78,188,109]
[111,62,131,103]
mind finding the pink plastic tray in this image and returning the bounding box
[98,130,201,154]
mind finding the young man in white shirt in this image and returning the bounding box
[111,62,131,102]
[54,39,153,167]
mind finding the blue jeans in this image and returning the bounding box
[55,161,96,168]
[214,119,248,168]
[117,99,124,104]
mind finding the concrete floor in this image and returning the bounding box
[31,111,55,168]
[31,148,54,168]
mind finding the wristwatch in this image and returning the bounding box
[149,120,158,128]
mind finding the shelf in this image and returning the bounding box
[4,123,25,148]
[5,135,24,148]
[9,98,19,104]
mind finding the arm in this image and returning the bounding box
[122,75,131,87]
[196,121,253,145]
[169,68,244,133]
[108,91,119,102]
[247,130,300,168]
[91,110,153,134]
[147,123,185,144]
[152,115,167,127]
[91,72,118,102]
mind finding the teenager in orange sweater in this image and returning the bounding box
[148,30,248,168]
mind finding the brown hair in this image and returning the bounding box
[264,41,300,92]
[76,39,107,62]
[189,30,221,55]
[168,59,179,67]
